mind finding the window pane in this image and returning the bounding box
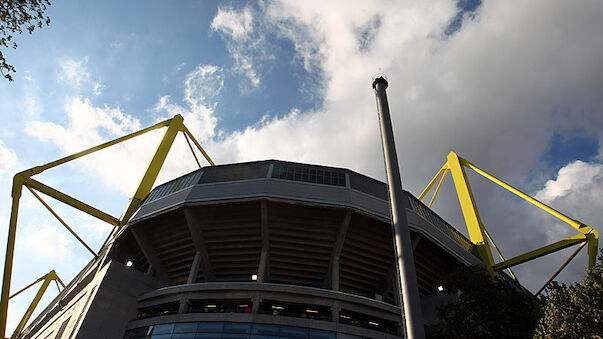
[279,326,308,338]
[153,324,175,334]
[308,329,336,339]
[224,322,252,334]
[252,324,279,335]
[172,334,196,339]
[221,334,251,339]
[197,322,224,333]
[150,335,171,339]
[174,323,198,333]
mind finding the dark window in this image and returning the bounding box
[152,323,175,335]
[252,324,280,336]
[196,322,224,333]
[280,325,309,338]
[224,322,252,334]
[272,164,345,187]
[174,322,197,333]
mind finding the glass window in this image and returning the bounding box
[224,322,252,334]
[252,324,279,336]
[308,329,336,339]
[150,335,171,339]
[279,326,308,338]
[197,322,224,333]
[172,334,196,339]
[174,323,198,333]
[153,324,175,335]
[221,334,251,339]
[124,327,148,339]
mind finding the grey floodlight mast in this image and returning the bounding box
[372,76,425,339]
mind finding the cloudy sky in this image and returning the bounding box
[0,0,602,333]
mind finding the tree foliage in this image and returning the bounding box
[0,0,51,81]
[533,249,603,339]
[426,265,542,339]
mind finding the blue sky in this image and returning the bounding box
[1,0,602,333]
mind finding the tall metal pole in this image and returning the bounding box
[372,76,425,339]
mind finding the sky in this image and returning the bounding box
[0,0,602,334]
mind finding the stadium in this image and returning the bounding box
[16,159,483,338]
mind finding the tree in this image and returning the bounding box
[533,249,603,339]
[426,265,542,339]
[0,0,51,82]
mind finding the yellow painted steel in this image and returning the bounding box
[446,152,496,271]
[183,131,202,169]
[9,270,64,339]
[0,114,214,338]
[24,178,120,226]
[0,178,24,338]
[460,155,598,269]
[181,125,215,166]
[428,168,448,209]
[26,119,172,177]
[418,164,448,201]
[118,114,184,225]
[492,234,587,271]
[419,151,599,278]
[25,186,98,257]
[483,227,518,281]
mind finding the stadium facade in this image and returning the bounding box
[19,160,484,339]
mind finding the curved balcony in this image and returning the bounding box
[126,282,403,338]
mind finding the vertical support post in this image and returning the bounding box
[188,252,202,284]
[0,177,24,338]
[372,76,424,339]
[258,201,270,283]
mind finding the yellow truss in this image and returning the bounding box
[8,271,65,339]
[419,151,599,281]
[0,114,214,338]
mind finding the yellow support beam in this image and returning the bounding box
[428,168,448,209]
[181,125,215,166]
[25,186,98,257]
[9,270,63,339]
[26,119,172,177]
[0,114,215,338]
[492,234,587,271]
[418,164,448,201]
[422,151,599,279]
[460,154,599,269]
[24,178,120,226]
[118,114,184,226]
[0,178,24,338]
[446,152,496,271]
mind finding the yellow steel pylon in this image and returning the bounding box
[0,114,214,338]
[419,151,599,280]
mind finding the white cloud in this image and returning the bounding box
[58,57,91,89]
[211,6,254,41]
[26,65,225,197]
[0,140,18,178]
[535,161,603,203]
[24,0,603,292]
[211,6,264,90]
[20,224,73,261]
[58,56,105,95]
[184,65,224,107]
